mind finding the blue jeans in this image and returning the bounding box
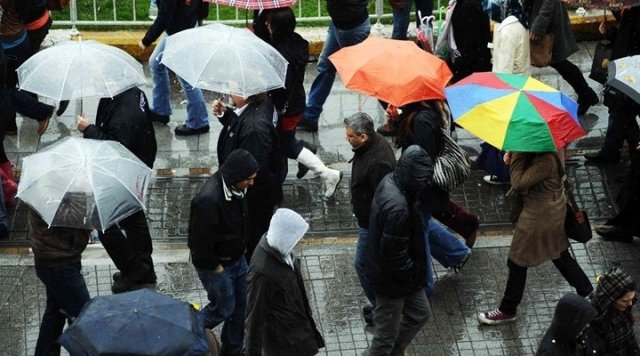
[303,19,370,122]
[391,0,433,40]
[34,262,91,356]
[354,227,376,305]
[196,257,248,355]
[149,34,209,129]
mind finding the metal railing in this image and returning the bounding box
[55,0,445,35]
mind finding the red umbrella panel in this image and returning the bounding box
[205,0,295,10]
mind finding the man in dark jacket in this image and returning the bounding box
[212,93,284,261]
[344,112,396,323]
[365,145,433,355]
[189,149,258,356]
[296,0,370,132]
[245,208,324,356]
[139,0,210,135]
[29,193,91,356]
[77,86,158,294]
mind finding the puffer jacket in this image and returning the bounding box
[365,145,433,298]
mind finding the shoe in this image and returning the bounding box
[362,303,374,326]
[297,141,317,179]
[149,111,170,124]
[37,116,51,135]
[174,124,210,136]
[451,250,471,274]
[577,90,599,116]
[113,270,157,284]
[56,100,70,117]
[483,175,510,185]
[111,265,154,294]
[148,3,158,20]
[595,225,633,243]
[296,118,318,132]
[584,152,619,164]
[376,125,397,137]
[478,309,516,325]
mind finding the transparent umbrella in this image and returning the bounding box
[16,39,147,101]
[16,137,152,230]
[161,23,288,97]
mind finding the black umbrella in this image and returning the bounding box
[58,289,209,356]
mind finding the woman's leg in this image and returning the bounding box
[551,250,593,297]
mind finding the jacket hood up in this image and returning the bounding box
[219,149,259,185]
[589,267,636,313]
[547,293,598,343]
[393,145,434,199]
[266,208,309,267]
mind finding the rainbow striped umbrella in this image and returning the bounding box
[445,72,586,152]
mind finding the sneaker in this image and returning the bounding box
[174,124,210,136]
[483,175,510,185]
[478,309,516,325]
[111,265,153,294]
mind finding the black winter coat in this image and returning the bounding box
[365,146,433,298]
[83,87,157,169]
[449,0,492,82]
[326,0,369,30]
[245,237,324,356]
[217,97,284,208]
[349,133,396,228]
[399,106,449,214]
[188,171,248,270]
[269,32,309,117]
[141,0,201,47]
[607,7,640,60]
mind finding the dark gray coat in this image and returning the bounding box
[526,0,578,63]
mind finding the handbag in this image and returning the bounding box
[530,34,554,67]
[589,40,612,84]
[551,154,593,243]
[429,105,471,192]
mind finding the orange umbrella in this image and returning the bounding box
[329,37,453,107]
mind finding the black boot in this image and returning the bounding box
[296,141,317,179]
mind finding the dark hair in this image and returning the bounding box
[267,8,296,42]
[394,100,437,149]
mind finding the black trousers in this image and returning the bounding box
[99,210,154,275]
[499,250,593,315]
[549,59,594,101]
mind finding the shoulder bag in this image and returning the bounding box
[431,104,471,192]
[530,34,554,68]
[551,154,593,243]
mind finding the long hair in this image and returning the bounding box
[395,100,450,149]
[267,8,296,43]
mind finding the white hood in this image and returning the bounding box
[266,208,309,268]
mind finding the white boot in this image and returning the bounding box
[296,148,343,199]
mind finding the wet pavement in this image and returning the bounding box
[2,33,640,354]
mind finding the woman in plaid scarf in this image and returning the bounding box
[587,268,640,355]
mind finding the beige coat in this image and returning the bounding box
[490,16,531,75]
[508,153,568,267]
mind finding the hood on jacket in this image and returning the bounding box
[266,208,309,268]
[546,293,598,344]
[220,149,259,185]
[589,267,637,313]
[393,145,434,199]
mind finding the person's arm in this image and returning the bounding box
[509,154,554,191]
[530,0,555,38]
[245,273,274,356]
[141,0,177,47]
[380,208,416,282]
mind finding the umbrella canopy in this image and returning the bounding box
[205,0,295,10]
[17,40,146,101]
[161,23,288,97]
[445,72,585,152]
[16,137,152,230]
[328,36,452,107]
[607,54,640,104]
[59,289,209,356]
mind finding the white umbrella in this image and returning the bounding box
[607,55,640,104]
[17,39,147,101]
[17,137,152,230]
[161,23,288,97]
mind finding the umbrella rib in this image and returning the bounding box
[86,157,149,207]
[55,50,79,101]
[193,37,226,88]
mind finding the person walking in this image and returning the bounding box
[212,93,284,261]
[296,0,370,132]
[344,112,397,325]
[524,0,599,115]
[245,208,325,356]
[265,8,342,199]
[536,293,604,355]
[139,0,210,136]
[478,151,593,325]
[77,86,158,293]
[365,145,432,355]
[584,6,640,163]
[29,194,91,356]
[189,149,258,356]
[587,267,640,355]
